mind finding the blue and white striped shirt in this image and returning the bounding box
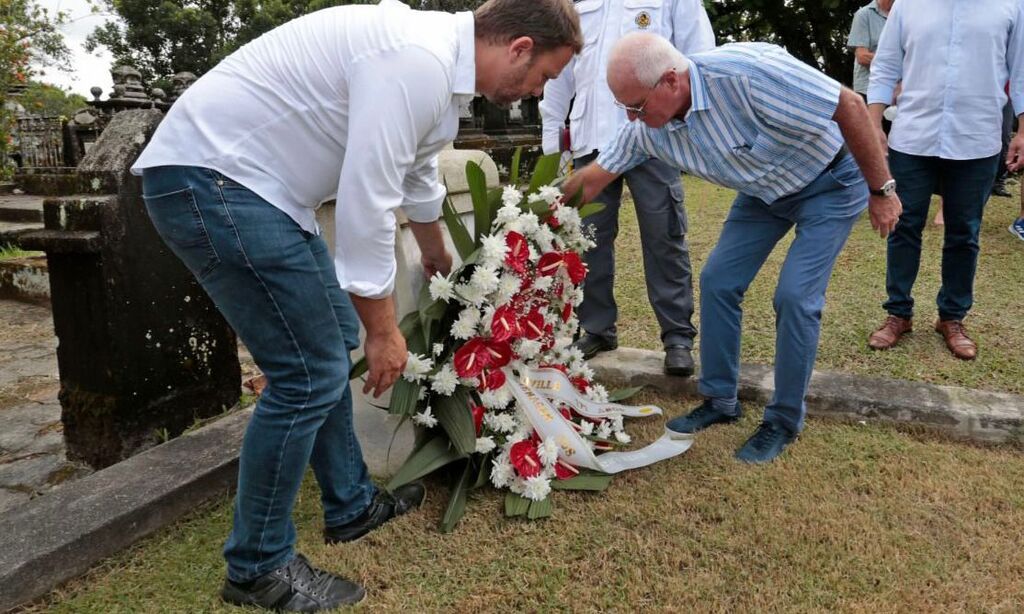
[597,43,844,204]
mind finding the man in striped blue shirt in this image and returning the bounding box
[565,33,901,463]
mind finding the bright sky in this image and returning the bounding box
[31,0,118,99]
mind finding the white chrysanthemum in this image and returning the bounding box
[455,282,487,306]
[510,212,540,236]
[571,363,595,381]
[484,412,517,433]
[491,454,514,488]
[538,438,559,467]
[566,347,585,365]
[532,275,553,292]
[495,202,522,225]
[428,272,455,302]
[475,436,497,454]
[480,386,513,409]
[537,185,562,205]
[402,353,433,382]
[578,420,594,436]
[417,387,428,400]
[430,364,459,396]
[587,383,609,404]
[597,420,612,440]
[413,406,438,428]
[527,244,540,262]
[527,192,545,204]
[555,204,582,232]
[470,266,501,295]
[514,339,541,361]
[479,305,496,331]
[615,430,632,444]
[531,224,556,252]
[501,185,523,207]
[522,475,552,501]
[611,414,625,432]
[569,287,585,306]
[432,343,445,357]
[450,307,481,339]
[494,273,521,306]
[509,477,527,495]
[480,233,508,269]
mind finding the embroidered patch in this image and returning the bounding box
[635,11,651,28]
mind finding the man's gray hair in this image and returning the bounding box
[608,32,688,88]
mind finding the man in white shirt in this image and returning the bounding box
[865,0,1024,361]
[132,1,581,610]
[540,0,714,376]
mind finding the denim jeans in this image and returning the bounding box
[697,154,867,434]
[141,165,375,582]
[884,150,998,321]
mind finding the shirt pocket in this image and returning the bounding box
[573,0,603,87]
[622,0,666,37]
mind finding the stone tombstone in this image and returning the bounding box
[170,71,198,103]
[21,109,241,468]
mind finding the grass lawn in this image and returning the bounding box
[25,393,1024,612]
[613,176,1024,395]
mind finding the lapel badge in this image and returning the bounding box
[635,11,652,28]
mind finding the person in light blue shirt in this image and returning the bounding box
[566,33,901,463]
[865,0,1024,361]
[847,0,893,98]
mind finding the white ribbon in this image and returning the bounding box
[502,368,692,475]
[520,367,663,419]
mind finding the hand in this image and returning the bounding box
[1006,133,1024,172]
[362,327,407,398]
[868,193,902,238]
[421,246,452,279]
[560,172,585,206]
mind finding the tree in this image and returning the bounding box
[706,0,864,84]
[19,81,89,118]
[1,0,72,177]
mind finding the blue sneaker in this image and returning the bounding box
[735,421,797,464]
[1009,217,1024,241]
[666,399,741,438]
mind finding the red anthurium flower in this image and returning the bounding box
[471,405,485,436]
[490,304,522,343]
[561,302,573,323]
[555,458,580,480]
[520,308,547,340]
[454,338,489,378]
[504,232,529,273]
[477,368,507,392]
[540,363,568,374]
[537,251,564,277]
[486,339,513,369]
[558,406,573,421]
[547,211,562,229]
[562,251,587,285]
[570,376,590,393]
[509,440,543,478]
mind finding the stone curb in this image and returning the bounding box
[589,347,1024,445]
[0,408,251,612]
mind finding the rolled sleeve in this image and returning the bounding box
[401,154,446,222]
[334,48,449,299]
[595,121,649,175]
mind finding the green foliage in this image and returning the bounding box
[18,81,88,117]
[705,0,866,84]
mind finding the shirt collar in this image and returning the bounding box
[867,0,887,17]
[684,59,709,119]
[453,11,476,96]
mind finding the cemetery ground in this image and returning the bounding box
[9,175,1024,611]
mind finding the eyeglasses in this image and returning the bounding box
[614,75,667,119]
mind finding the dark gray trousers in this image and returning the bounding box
[574,152,697,348]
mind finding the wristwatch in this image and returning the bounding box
[870,179,897,197]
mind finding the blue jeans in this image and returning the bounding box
[698,154,867,434]
[141,166,375,582]
[884,150,998,321]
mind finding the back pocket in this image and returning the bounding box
[143,186,221,279]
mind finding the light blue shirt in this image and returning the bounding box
[847,0,889,94]
[597,43,843,204]
[867,0,1024,160]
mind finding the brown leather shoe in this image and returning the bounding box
[868,315,913,350]
[934,319,977,360]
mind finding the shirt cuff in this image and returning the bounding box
[401,187,445,223]
[542,129,561,156]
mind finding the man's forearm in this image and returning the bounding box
[350,293,398,338]
[835,88,891,188]
[408,219,445,256]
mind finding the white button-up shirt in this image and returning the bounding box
[539,0,715,158]
[867,0,1024,160]
[132,1,476,299]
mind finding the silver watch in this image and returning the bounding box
[870,179,897,197]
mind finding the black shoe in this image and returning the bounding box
[735,421,797,464]
[324,483,425,545]
[665,399,741,437]
[572,332,618,360]
[663,345,694,377]
[992,182,1012,198]
[221,553,365,612]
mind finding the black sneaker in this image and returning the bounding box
[323,483,425,545]
[735,421,797,464]
[221,553,365,612]
[663,345,695,377]
[666,399,741,438]
[572,332,618,360]
[991,181,1012,198]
